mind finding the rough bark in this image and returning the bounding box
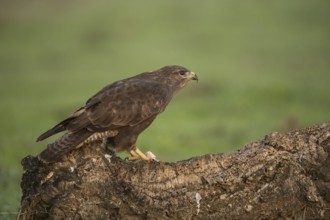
[18,122,330,219]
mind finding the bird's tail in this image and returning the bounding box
[38,130,93,163]
[36,118,73,142]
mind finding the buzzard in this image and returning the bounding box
[37,65,198,163]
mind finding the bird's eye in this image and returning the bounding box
[179,71,187,76]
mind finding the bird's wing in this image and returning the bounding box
[67,79,172,132]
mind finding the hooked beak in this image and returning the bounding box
[190,72,198,81]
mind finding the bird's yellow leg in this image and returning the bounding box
[134,147,151,160]
[128,146,157,161]
[128,150,140,161]
[128,147,152,160]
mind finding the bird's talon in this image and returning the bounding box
[127,147,158,161]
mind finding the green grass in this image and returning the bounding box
[0,0,330,217]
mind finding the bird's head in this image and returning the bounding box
[154,65,198,90]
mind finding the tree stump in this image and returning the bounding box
[18,122,330,219]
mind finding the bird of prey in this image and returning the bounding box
[37,65,198,163]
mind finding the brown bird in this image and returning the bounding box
[37,65,198,163]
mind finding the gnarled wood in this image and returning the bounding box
[18,122,330,219]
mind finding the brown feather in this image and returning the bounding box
[38,129,93,163]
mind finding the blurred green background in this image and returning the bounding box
[0,0,329,218]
